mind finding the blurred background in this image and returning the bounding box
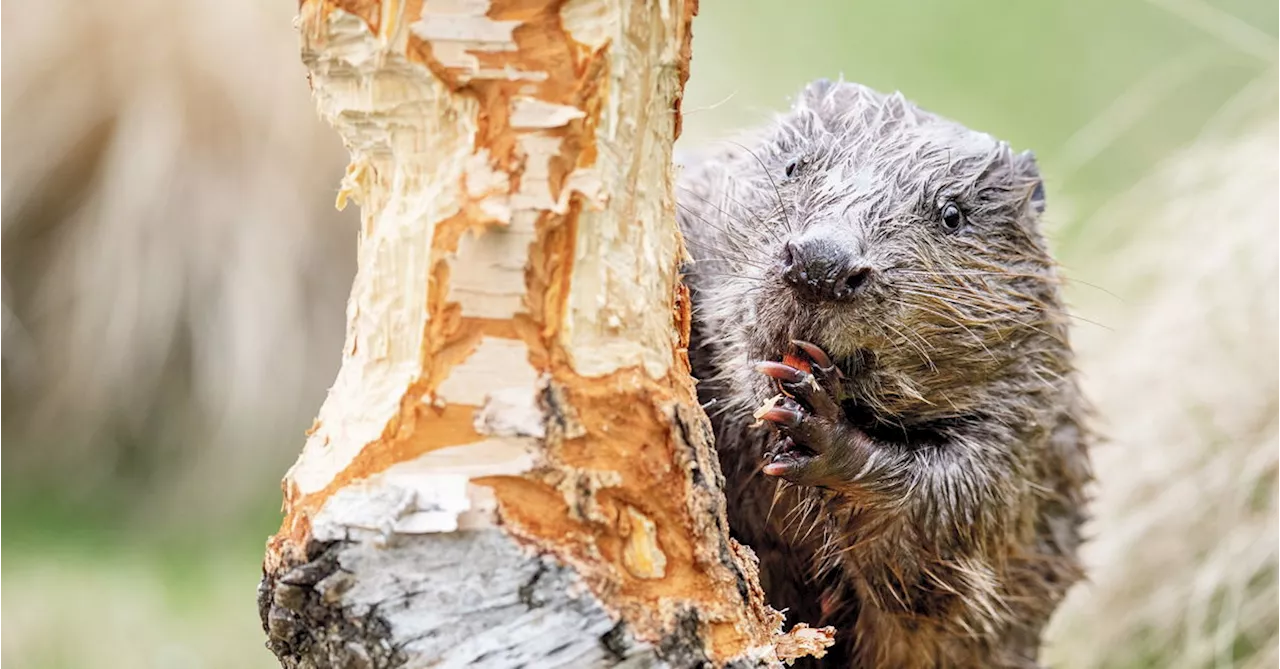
[2,0,1275,667]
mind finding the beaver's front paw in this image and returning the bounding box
[753,340,877,490]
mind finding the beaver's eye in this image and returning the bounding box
[941,201,964,231]
[784,161,799,178]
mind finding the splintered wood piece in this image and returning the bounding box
[752,393,787,427]
[774,623,837,664]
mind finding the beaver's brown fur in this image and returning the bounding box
[677,79,1092,668]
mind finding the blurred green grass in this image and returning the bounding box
[681,0,1277,250]
[3,485,284,668]
[3,0,1276,667]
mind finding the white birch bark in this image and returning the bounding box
[257,1,833,667]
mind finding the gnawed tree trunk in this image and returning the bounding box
[257,1,832,667]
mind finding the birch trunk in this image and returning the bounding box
[257,0,831,667]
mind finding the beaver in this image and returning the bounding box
[676,79,1092,668]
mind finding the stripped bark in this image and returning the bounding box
[258,1,830,666]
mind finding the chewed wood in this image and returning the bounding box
[259,1,830,667]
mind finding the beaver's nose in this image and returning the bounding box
[780,237,873,302]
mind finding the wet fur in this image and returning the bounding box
[678,80,1092,668]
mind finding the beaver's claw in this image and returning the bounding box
[755,339,844,420]
[756,407,877,490]
[756,397,833,454]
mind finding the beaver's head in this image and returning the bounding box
[697,80,1072,427]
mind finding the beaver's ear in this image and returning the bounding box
[797,78,837,112]
[795,78,863,132]
[1017,150,1046,214]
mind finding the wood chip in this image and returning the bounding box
[751,393,786,427]
[773,622,837,664]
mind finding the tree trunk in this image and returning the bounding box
[257,1,831,667]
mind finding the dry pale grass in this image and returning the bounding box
[1,0,356,521]
[1045,121,1279,668]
